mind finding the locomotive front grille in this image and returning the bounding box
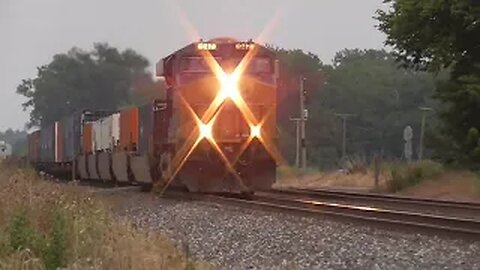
[214,103,248,142]
[192,102,264,142]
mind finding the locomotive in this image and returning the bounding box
[27,38,279,194]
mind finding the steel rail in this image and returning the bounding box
[269,188,480,219]
[192,192,480,239]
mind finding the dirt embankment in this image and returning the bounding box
[400,171,480,202]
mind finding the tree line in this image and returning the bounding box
[16,43,165,128]
[275,48,438,168]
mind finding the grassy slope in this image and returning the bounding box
[275,161,480,201]
[0,163,211,270]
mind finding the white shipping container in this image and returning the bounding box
[112,113,120,149]
[93,114,120,152]
[100,116,113,150]
[92,120,102,151]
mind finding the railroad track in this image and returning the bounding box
[38,172,480,239]
[186,191,480,239]
[268,188,480,220]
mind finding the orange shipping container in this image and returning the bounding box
[55,121,64,162]
[83,123,93,154]
[28,131,41,162]
[119,107,139,151]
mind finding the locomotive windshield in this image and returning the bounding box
[180,56,272,74]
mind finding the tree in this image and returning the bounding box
[273,47,437,169]
[377,0,480,167]
[320,49,436,161]
[17,43,155,127]
[272,47,328,165]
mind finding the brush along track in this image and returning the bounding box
[268,188,480,220]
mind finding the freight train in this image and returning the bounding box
[27,38,279,194]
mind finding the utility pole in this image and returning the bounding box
[299,77,307,170]
[290,76,308,169]
[290,76,309,170]
[418,106,433,160]
[289,117,301,168]
[335,113,355,159]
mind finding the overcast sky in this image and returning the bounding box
[0,0,387,130]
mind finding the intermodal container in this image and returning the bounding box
[55,121,64,162]
[93,115,116,151]
[92,119,102,151]
[61,112,83,163]
[82,122,93,154]
[119,107,139,151]
[138,103,152,155]
[28,131,41,162]
[101,116,114,150]
[40,123,55,162]
[80,110,117,154]
[112,113,120,149]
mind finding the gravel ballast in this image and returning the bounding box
[109,192,479,270]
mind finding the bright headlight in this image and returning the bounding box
[219,73,241,100]
[250,125,261,138]
[199,122,213,140]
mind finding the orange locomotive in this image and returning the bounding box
[156,37,279,193]
[28,38,279,194]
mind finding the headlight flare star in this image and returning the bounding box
[198,121,214,140]
[250,124,262,138]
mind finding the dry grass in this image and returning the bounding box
[0,162,211,270]
[384,160,444,192]
[275,161,480,201]
[275,165,389,191]
[400,170,480,201]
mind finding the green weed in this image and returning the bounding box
[386,160,444,192]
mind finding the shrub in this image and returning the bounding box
[386,160,444,192]
[8,211,34,252]
[43,210,68,269]
[277,166,299,179]
[339,155,368,174]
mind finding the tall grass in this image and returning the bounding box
[0,163,210,270]
[385,160,444,192]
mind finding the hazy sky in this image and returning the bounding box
[0,0,387,130]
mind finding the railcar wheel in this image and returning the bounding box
[152,151,172,193]
[240,190,255,200]
[140,183,152,192]
[159,151,172,178]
